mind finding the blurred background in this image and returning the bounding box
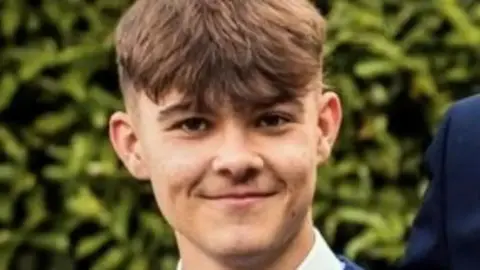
[1,0,479,269]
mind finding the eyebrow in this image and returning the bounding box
[156,97,305,121]
[156,101,197,122]
[251,97,305,116]
[265,98,303,111]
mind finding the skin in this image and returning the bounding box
[109,88,342,270]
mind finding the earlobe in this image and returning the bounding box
[108,111,150,180]
[316,92,342,163]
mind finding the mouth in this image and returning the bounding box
[202,192,276,207]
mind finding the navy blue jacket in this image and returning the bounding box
[400,94,480,269]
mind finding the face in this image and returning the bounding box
[109,89,342,262]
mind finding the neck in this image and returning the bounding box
[176,215,315,270]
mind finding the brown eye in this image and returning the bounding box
[257,114,290,128]
[178,117,210,132]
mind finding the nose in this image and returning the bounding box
[212,130,264,182]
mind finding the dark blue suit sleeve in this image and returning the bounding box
[399,112,452,270]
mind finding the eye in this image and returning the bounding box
[175,117,211,133]
[256,113,291,128]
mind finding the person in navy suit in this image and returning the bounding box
[108,0,363,269]
[400,94,480,270]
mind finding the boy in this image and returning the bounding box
[108,0,362,269]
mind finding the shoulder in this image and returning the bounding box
[429,94,480,157]
[447,94,480,123]
[451,93,480,111]
[441,94,480,147]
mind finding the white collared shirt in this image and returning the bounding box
[176,227,344,270]
[297,227,344,270]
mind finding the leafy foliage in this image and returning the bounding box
[0,0,479,269]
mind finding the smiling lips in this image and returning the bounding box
[202,190,276,207]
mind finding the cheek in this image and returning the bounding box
[140,136,211,219]
[265,131,318,193]
[263,134,317,224]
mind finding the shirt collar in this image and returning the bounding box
[176,227,344,270]
[297,227,344,270]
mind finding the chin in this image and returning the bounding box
[205,231,286,269]
[206,224,278,257]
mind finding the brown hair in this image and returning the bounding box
[115,0,326,112]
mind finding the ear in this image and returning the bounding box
[108,111,150,180]
[316,91,342,164]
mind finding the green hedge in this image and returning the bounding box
[1,0,479,269]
